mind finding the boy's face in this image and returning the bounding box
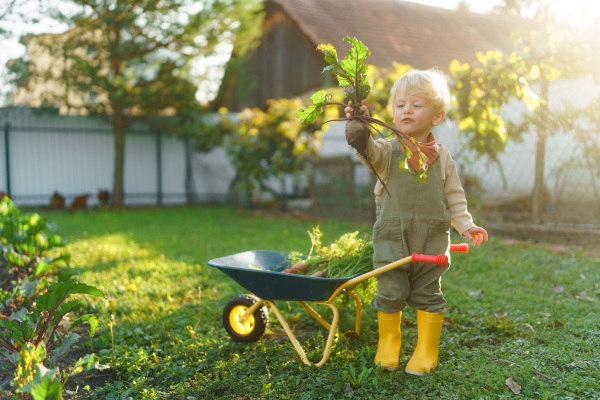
[392,90,445,142]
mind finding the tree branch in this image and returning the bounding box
[0,0,19,21]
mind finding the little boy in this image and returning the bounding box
[344,69,487,375]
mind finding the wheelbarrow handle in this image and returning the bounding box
[450,243,469,253]
[411,253,449,266]
[328,244,469,302]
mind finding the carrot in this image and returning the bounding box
[290,261,308,272]
[282,268,298,274]
[282,260,308,274]
[310,270,327,278]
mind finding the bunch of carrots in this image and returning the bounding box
[283,226,373,279]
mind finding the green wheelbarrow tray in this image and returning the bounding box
[207,246,466,367]
[207,250,362,301]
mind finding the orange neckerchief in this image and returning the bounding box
[397,133,439,172]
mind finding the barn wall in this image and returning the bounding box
[227,4,328,111]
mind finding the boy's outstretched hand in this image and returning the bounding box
[345,101,369,118]
[462,226,488,246]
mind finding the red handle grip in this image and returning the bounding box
[450,243,469,253]
[412,253,449,267]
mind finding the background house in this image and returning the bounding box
[216,0,533,111]
[10,29,108,114]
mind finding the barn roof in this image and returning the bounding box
[271,0,533,71]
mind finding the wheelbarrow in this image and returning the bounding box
[207,243,468,367]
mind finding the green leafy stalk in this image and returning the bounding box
[296,37,428,183]
[295,226,374,278]
[296,91,345,125]
[297,37,370,124]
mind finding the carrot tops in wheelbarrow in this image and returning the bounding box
[283,226,374,279]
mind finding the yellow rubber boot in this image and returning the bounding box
[374,311,402,371]
[405,310,444,376]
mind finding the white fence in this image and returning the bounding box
[0,107,236,208]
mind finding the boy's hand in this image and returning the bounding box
[345,101,369,118]
[462,226,488,246]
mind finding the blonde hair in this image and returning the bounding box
[390,69,450,112]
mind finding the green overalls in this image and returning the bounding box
[371,139,451,314]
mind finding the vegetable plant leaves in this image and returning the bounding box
[35,281,105,313]
[317,37,371,111]
[70,314,100,337]
[0,318,35,346]
[339,37,370,105]
[68,353,109,375]
[297,36,428,184]
[318,43,338,70]
[48,332,80,366]
[297,37,371,124]
[16,363,62,399]
[296,91,332,125]
[10,307,28,322]
[34,260,52,278]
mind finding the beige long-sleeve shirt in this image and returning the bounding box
[356,137,475,235]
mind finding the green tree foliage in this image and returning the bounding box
[449,23,598,222]
[492,0,538,17]
[222,97,335,198]
[449,47,538,162]
[18,0,263,207]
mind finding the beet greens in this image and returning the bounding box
[296,37,428,182]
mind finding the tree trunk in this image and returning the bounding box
[532,79,549,223]
[112,108,126,208]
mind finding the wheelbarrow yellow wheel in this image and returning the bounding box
[223,294,268,342]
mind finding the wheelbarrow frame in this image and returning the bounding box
[209,244,467,367]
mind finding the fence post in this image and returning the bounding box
[184,135,194,204]
[156,130,163,206]
[532,79,549,223]
[3,122,10,197]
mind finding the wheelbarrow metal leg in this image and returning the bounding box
[264,300,341,367]
[313,302,340,367]
[298,301,331,331]
[265,300,312,366]
[344,291,363,336]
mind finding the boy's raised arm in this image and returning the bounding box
[344,101,391,179]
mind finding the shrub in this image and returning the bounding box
[0,197,70,292]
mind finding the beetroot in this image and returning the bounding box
[297,37,428,184]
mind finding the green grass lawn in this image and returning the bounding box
[38,205,599,399]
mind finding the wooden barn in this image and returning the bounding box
[216,0,532,111]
